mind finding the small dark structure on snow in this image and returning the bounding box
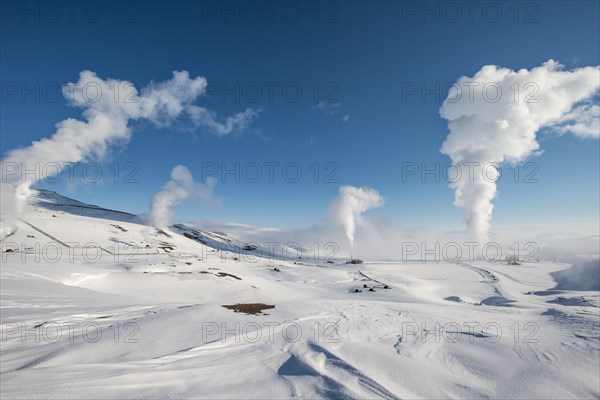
[505,255,522,265]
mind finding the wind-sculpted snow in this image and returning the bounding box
[1,191,599,399]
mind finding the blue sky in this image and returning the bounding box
[1,0,599,230]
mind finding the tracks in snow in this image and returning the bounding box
[453,261,521,307]
[17,218,71,248]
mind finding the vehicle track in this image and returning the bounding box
[458,261,518,305]
[17,218,71,248]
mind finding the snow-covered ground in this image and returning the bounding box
[1,190,598,399]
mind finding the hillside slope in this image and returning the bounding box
[1,190,598,399]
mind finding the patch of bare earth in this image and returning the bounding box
[216,272,241,280]
[222,303,275,315]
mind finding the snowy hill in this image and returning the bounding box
[1,190,599,399]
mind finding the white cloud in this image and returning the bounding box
[551,102,599,138]
[186,106,261,137]
[139,71,207,126]
[313,101,351,123]
[313,101,343,116]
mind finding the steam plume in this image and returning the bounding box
[0,70,259,215]
[147,165,216,228]
[329,185,384,249]
[440,60,599,242]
